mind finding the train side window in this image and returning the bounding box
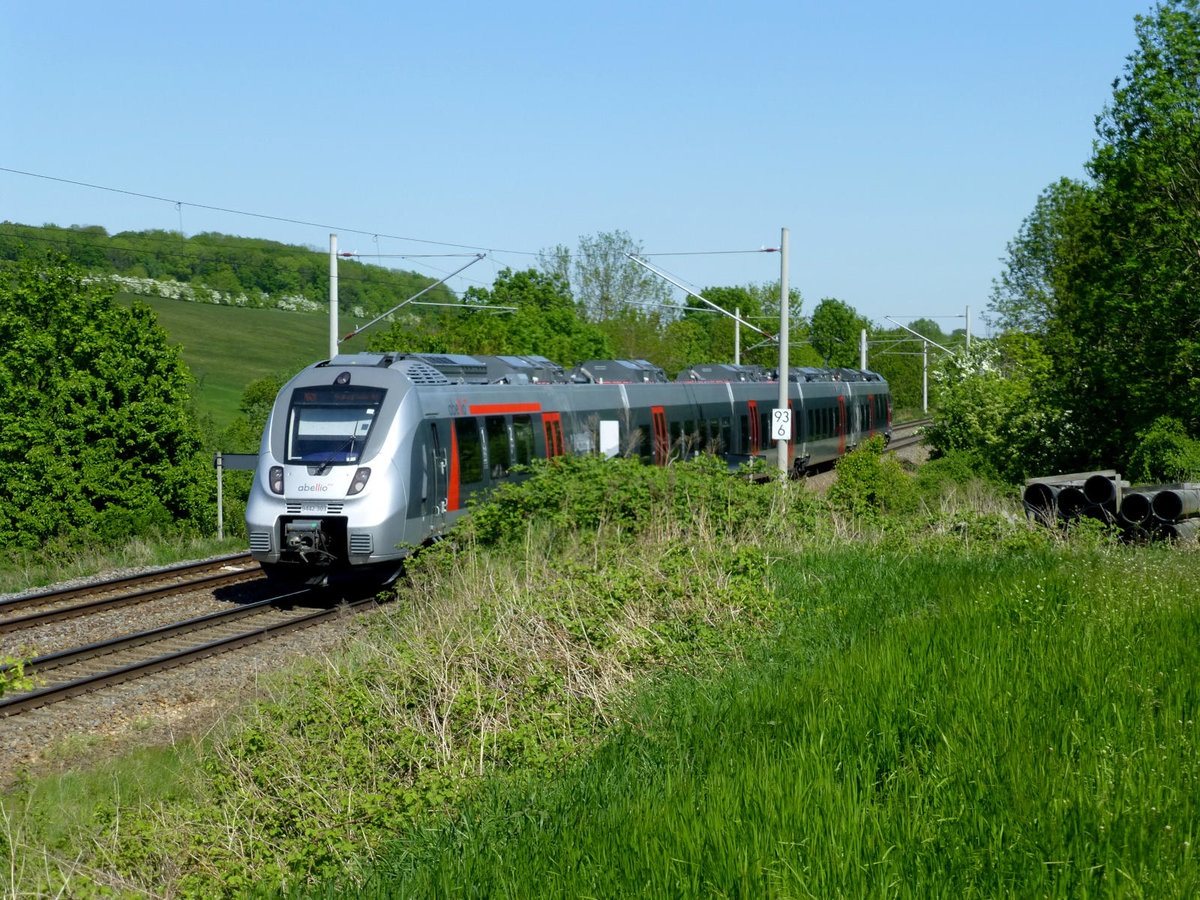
[486,416,510,478]
[760,412,770,446]
[628,425,647,462]
[513,414,535,465]
[455,417,483,484]
[739,415,749,454]
[669,421,683,461]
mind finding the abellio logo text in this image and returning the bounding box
[297,483,331,492]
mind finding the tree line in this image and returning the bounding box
[0,223,454,319]
[936,0,1200,484]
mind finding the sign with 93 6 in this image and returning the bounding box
[771,408,791,441]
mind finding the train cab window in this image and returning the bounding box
[455,417,484,484]
[286,386,386,465]
[486,416,510,478]
[513,415,535,465]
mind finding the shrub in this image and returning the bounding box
[924,340,1076,483]
[0,255,211,549]
[1125,416,1200,484]
[913,449,1003,505]
[462,453,797,550]
[826,435,916,518]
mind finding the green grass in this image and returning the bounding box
[116,293,366,430]
[332,547,1200,899]
[4,456,1198,899]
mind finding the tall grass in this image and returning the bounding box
[332,547,1200,899]
[4,453,1196,898]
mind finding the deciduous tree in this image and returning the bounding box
[0,256,209,548]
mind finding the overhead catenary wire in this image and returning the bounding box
[0,224,484,301]
[4,166,817,306]
[0,166,539,257]
[340,254,486,344]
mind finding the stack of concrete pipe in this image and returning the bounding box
[1023,471,1200,542]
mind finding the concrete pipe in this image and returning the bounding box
[1022,482,1060,524]
[1058,486,1088,518]
[1119,491,1156,525]
[1161,518,1200,541]
[1084,473,1122,509]
[1152,488,1200,522]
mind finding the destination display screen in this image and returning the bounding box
[287,386,387,465]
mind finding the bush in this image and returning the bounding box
[1125,416,1200,484]
[924,340,1077,484]
[913,449,1003,504]
[826,435,915,518]
[462,453,802,550]
[0,255,211,549]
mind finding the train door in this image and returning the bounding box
[543,412,565,457]
[428,421,448,531]
[651,406,669,465]
[837,395,847,456]
[747,400,760,454]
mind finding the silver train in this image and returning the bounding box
[245,353,891,583]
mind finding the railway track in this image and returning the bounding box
[0,553,381,719]
[0,552,263,636]
[0,589,375,718]
[886,417,931,453]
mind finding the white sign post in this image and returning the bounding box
[772,407,792,443]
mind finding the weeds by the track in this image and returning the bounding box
[2,451,1196,898]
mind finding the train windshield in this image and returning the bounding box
[286,386,386,465]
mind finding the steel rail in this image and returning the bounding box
[0,569,265,634]
[1,592,375,718]
[12,590,305,677]
[0,552,256,616]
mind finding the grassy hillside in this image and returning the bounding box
[117,293,367,431]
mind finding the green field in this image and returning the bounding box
[117,294,367,431]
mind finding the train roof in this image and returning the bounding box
[676,363,771,383]
[567,359,669,384]
[316,353,888,390]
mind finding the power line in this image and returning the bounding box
[638,248,780,256]
[0,165,540,257]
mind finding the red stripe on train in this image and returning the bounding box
[467,402,542,415]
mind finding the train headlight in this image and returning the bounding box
[347,467,371,496]
[269,466,285,495]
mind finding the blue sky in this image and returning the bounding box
[1,0,1154,332]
